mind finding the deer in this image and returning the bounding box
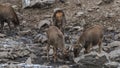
[0,3,20,32]
[52,9,66,34]
[46,25,68,62]
[73,24,104,57]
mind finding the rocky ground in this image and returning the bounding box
[0,0,120,68]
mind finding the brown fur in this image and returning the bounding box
[46,26,66,62]
[73,24,104,57]
[0,4,19,31]
[52,9,66,34]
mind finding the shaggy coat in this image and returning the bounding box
[52,9,66,34]
[73,24,104,57]
[46,26,65,62]
[0,4,19,31]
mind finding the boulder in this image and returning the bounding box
[36,20,51,29]
[109,49,120,61]
[104,62,120,68]
[22,0,55,8]
[108,41,120,48]
[75,11,84,17]
[34,34,47,43]
[114,33,120,40]
[76,51,109,68]
[59,65,70,68]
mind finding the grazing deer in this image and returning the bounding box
[46,26,67,62]
[0,3,20,32]
[73,24,104,57]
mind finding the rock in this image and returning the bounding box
[65,26,72,31]
[18,30,31,36]
[80,19,86,27]
[65,35,71,44]
[114,33,120,40]
[34,34,47,43]
[78,51,109,68]
[29,53,37,59]
[87,8,93,12]
[117,19,120,22]
[36,20,51,29]
[41,56,47,60]
[109,49,120,60]
[17,37,33,44]
[0,59,9,62]
[59,0,65,3]
[25,57,32,64]
[115,29,120,33]
[54,8,62,12]
[49,49,53,55]
[98,0,114,5]
[88,6,99,12]
[21,49,31,56]
[104,33,114,44]
[0,52,8,58]
[108,13,115,18]
[102,0,114,4]
[0,63,53,68]
[70,26,83,32]
[43,15,51,18]
[22,0,55,8]
[5,46,31,59]
[73,51,109,65]
[116,1,120,3]
[59,65,70,68]
[105,62,120,68]
[9,63,16,68]
[108,41,120,48]
[74,57,82,63]
[0,33,6,38]
[22,20,27,25]
[75,11,84,17]
[107,27,115,31]
[105,12,115,18]
[0,64,8,68]
[97,1,103,5]
[75,2,81,6]
[0,38,22,48]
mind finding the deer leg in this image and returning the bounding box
[47,44,50,61]
[6,20,11,31]
[87,43,92,53]
[61,27,64,35]
[84,43,92,54]
[12,20,20,31]
[0,21,4,32]
[98,40,102,53]
[84,45,89,54]
[53,47,57,62]
[90,43,93,51]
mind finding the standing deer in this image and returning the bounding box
[52,9,66,34]
[0,3,20,32]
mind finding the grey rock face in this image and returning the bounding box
[22,0,55,8]
[36,20,51,29]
